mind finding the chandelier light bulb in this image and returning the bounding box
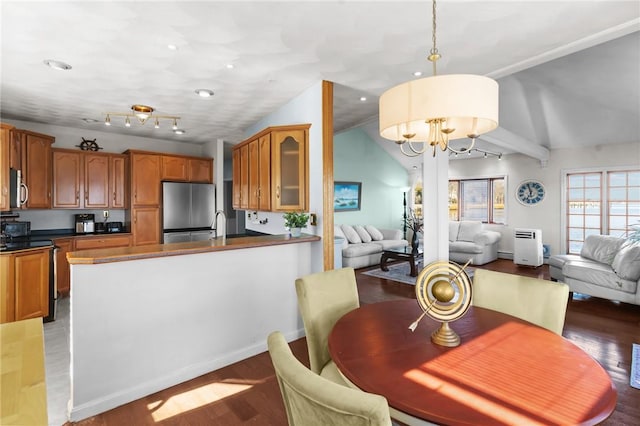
[104,115,111,126]
[154,118,160,129]
[125,117,131,127]
[172,119,178,130]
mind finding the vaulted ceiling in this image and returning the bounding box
[1,1,638,169]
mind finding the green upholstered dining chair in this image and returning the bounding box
[472,269,570,335]
[267,331,392,426]
[295,267,360,385]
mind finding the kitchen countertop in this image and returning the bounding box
[67,233,321,265]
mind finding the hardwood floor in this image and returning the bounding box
[69,260,640,425]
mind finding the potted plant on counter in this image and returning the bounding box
[283,212,309,237]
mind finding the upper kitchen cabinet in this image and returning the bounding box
[12,129,54,209]
[161,154,213,183]
[232,124,309,212]
[0,123,13,211]
[110,154,128,209]
[128,151,161,207]
[52,149,128,209]
[188,158,213,183]
[271,127,308,211]
[52,149,82,208]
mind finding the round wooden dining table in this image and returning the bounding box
[328,300,617,426]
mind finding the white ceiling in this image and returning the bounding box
[1,1,639,169]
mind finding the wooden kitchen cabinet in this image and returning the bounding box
[247,135,271,211]
[52,149,82,208]
[231,124,308,212]
[0,248,50,324]
[161,155,188,181]
[110,154,128,209]
[13,130,54,209]
[271,127,308,211]
[188,158,213,183]
[232,148,242,209]
[129,152,161,206]
[161,154,213,183]
[0,123,13,211]
[53,238,73,295]
[74,234,132,250]
[130,207,160,246]
[84,153,110,208]
[52,150,124,209]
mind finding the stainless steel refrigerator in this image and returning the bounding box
[162,182,216,243]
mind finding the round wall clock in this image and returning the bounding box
[516,180,545,205]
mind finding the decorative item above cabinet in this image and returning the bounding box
[232,123,310,212]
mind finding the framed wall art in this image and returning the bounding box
[334,181,362,211]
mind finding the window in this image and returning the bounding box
[565,169,639,254]
[448,177,505,224]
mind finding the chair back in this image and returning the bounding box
[295,267,360,375]
[472,269,570,335]
[267,331,392,426]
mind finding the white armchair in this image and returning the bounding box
[449,221,501,265]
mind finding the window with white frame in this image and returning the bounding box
[565,169,639,254]
[448,177,505,224]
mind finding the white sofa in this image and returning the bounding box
[449,221,501,265]
[549,235,640,306]
[335,224,408,269]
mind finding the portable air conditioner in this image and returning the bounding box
[514,228,543,267]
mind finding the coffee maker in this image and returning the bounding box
[75,214,95,234]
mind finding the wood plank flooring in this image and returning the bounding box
[69,260,640,426]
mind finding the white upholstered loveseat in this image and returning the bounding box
[449,221,502,265]
[335,225,408,269]
[549,235,640,306]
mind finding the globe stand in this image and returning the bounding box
[411,260,473,348]
[431,321,460,347]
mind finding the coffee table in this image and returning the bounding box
[380,246,423,277]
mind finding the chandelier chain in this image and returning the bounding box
[429,0,439,76]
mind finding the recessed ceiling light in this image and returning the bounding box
[226,64,234,69]
[173,129,186,135]
[167,44,178,51]
[195,89,214,98]
[82,118,99,123]
[43,59,72,71]
[360,96,367,102]
[413,71,423,77]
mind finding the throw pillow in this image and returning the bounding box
[612,244,640,281]
[365,225,384,241]
[580,235,625,265]
[354,225,372,243]
[341,225,362,244]
[457,221,482,242]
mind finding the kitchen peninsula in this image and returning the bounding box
[66,233,319,421]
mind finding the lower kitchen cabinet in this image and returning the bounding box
[53,238,73,295]
[130,208,160,246]
[0,248,50,324]
[73,234,132,250]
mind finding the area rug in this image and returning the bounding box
[632,343,640,389]
[363,261,474,286]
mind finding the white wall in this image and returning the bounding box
[449,141,640,257]
[69,242,311,421]
[242,81,324,272]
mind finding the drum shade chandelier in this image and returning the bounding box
[379,0,499,157]
[104,104,181,132]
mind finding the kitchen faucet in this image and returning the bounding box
[212,210,227,240]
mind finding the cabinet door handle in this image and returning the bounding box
[113,192,116,201]
[276,186,280,199]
